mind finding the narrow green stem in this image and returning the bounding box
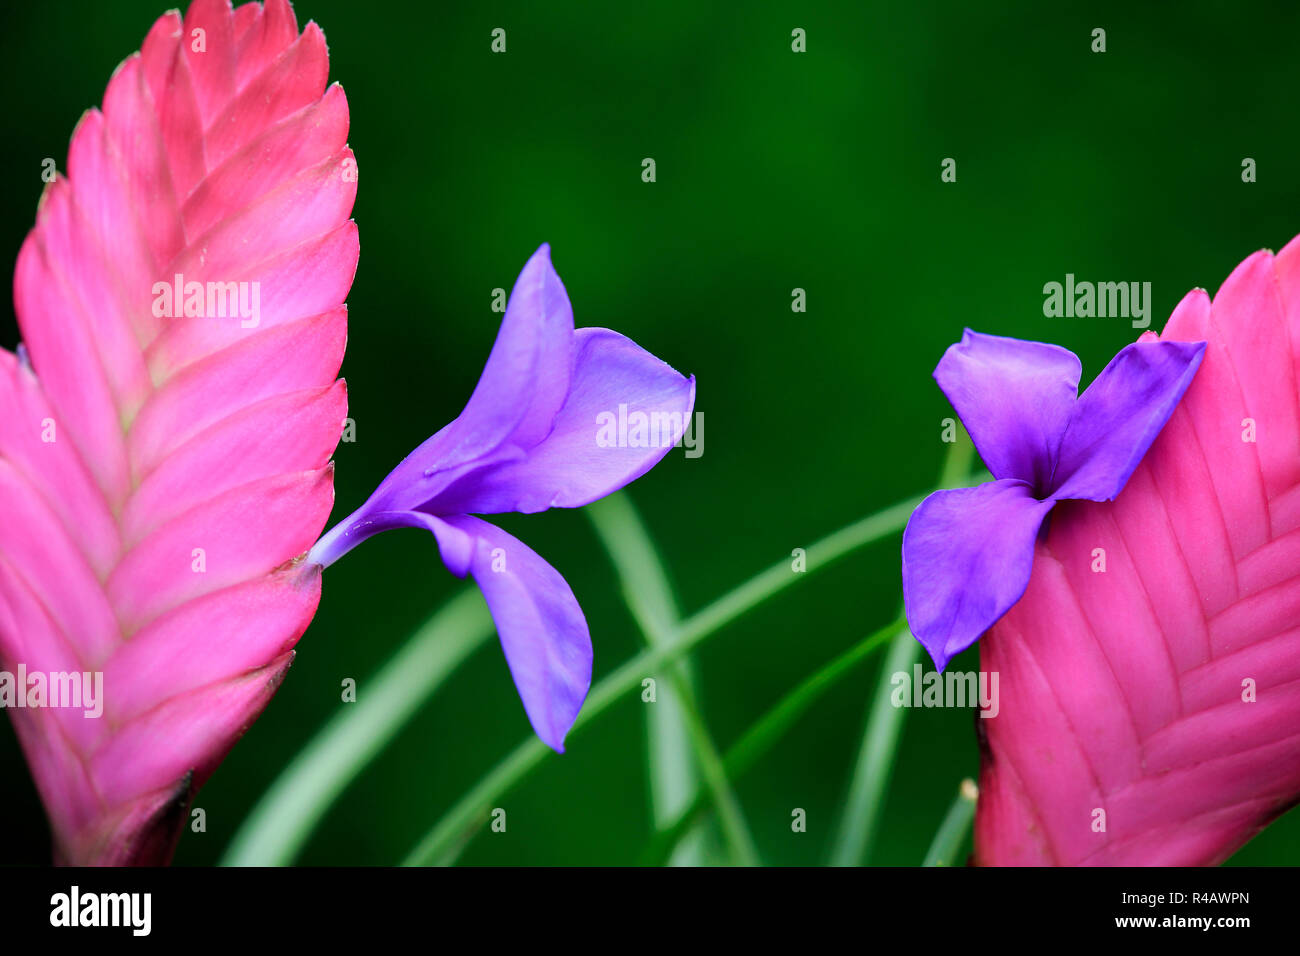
[403,737,550,866]
[829,434,977,866]
[219,588,495,866]
[584,494,699,856]
[827,623,918,865]
[585,492,680,637]
[922,779,978,867]
[643,615,904,865]
[675,493,924,645]
[586,493,759,866]
[665,689,760,865]
[402,490,926,866]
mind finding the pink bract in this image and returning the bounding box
[976,236,1300,866]
[1,0,355,864]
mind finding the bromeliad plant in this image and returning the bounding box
[4,0,355,864]
[1,0,691,864]
[969,245,1300,866]
[903,239,1300,865]
[8,0,1300,871]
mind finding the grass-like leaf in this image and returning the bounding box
[922,779,978,866]
[643,615,905,864]
[404,491,926,865]
[829,434,977,866]
[220,589,494,866]
[587,492,758,866]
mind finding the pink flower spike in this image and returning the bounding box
[2,0,356,865]
[975,236,1300,866]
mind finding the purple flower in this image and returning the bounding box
[309,245,695,750]
[902,329,1205,671]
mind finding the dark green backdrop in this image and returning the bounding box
[3,0,1298,865]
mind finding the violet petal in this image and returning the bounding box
[426,328,696,515]
[902,479,1055,671]
[308,506,589,751]
[437,514,593,752]
[935,329,1081,489]
[1050,339,1206,502]
[364,244,575,514]
[305,507,473,571]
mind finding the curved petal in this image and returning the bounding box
[1051,338,1206,502]
[365,244,575,513]
[305,506,467,570]
[902,479,1055,671]
[426,328,696,515]
[438,516,592,752]
[306,510,592,752]
[445,243,575,456]
[935,329,1081,488]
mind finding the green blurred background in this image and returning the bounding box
[3,0,1299,865]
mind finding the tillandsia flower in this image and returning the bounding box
[308,244,696,752]
[901,329,1205,672]
[975,238,1300,865]
[2,0,356,864]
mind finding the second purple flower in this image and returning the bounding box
[901,328,1204,672]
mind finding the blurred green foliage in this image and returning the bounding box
[2,0,1298,865]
